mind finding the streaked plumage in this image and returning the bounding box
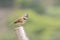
[14,13,28,26]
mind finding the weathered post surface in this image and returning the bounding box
[15,26,29,40]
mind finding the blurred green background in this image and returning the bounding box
[0,0,60,40]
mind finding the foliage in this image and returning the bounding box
[20,0,45,14]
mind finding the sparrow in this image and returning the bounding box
[14,13,29,26]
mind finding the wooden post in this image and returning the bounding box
[15,26,29,40]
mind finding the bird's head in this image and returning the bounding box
[23,13,29,20]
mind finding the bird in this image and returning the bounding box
[14,13,29,26]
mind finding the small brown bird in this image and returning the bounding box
[14,13,29,26]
